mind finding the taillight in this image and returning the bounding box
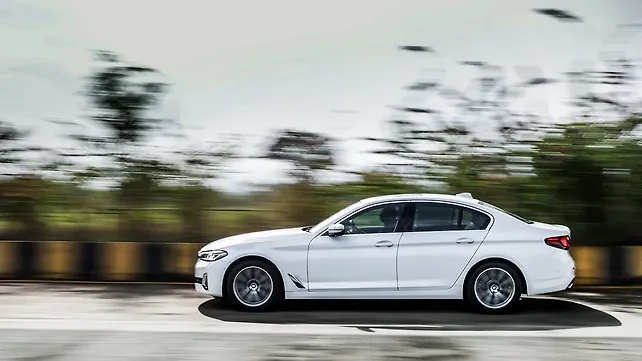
[545,235,571,250]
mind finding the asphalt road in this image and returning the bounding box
[1,284,642,360]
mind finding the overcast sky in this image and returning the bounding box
[1,0,642,192]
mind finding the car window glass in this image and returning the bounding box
[460,208,491,230]
[413,203,491,232]
[413,203,459,232]
[309,200,363,233]
[341,203,404,234]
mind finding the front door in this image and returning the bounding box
[307,202,407,291]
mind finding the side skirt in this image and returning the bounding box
[284,287,464,300]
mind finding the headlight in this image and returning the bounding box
[197,249,228,262]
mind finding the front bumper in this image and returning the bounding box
[194,259,229,297]
[195,275,208,290]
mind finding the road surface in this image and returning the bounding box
[1,283,642,360]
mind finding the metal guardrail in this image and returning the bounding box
[0,241,640,286]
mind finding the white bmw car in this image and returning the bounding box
[195,193,575,313]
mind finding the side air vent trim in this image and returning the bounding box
[287,273,306,289]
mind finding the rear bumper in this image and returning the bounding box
[529,262,576,295]
[567,277,575,289]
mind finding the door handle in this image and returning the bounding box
[375,240,394,248]
[456,238,475,244]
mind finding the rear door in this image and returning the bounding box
[396,201,493,290]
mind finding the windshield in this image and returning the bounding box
[309,200,364,233]
[478,201,534,224]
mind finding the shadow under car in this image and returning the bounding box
[198,296,621,332]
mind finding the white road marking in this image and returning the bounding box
[0,313,640,339]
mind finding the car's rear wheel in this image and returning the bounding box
[464,261,522,314]
[224,259,283,311]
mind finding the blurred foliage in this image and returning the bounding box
[266,129,334,182]
[2,16,642,246]
[0,176,48,240]
[83,50,168,144]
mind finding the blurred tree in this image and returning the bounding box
[170,139,238,241]
[266,129,334,183]
[263,129,335,226]
[362,34,642,248]
[0,121,48,239]
[368,55,555,186]
[83,50,168,144]
[73,50,173,240]
[0,121,26,167]
[49,51,241,241]
[529,116,642,245]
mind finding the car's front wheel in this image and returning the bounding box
[464,261,523,314]
[224,259,283,311]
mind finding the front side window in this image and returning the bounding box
[413,203,491,232]
[309,200,363,234]
[340,203,405,235]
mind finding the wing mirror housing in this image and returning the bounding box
[328,223,345,236]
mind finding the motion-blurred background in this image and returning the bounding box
[1,1,642,281]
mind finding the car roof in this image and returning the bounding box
[359,192,479,206]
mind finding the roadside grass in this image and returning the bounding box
[0,208,263,242]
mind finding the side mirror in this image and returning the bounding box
[328,223,345,236]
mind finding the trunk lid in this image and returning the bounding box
[531,221,571,234]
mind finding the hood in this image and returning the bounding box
[201,227,308,250]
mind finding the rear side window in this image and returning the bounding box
[461,207,491,230]
[412,203,491,232]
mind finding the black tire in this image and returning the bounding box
[223,259,284,312]
[464,261,523,314]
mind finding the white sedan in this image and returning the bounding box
[194,193,575,313]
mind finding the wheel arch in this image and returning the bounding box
[463,257,528,295]
[222,255,285,298]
